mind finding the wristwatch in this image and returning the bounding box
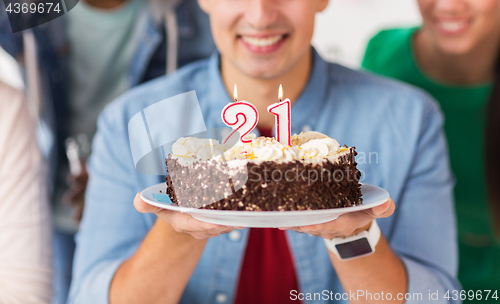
[323,220,381,261]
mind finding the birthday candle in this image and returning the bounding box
[221,85,259,144]
[267,84,291,146]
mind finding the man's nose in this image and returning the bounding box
[244,0,280,30]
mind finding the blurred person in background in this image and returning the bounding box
[0,81,52,303]
[362,0,500,300]
[0,0,215,303]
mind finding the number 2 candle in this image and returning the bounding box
[221,85,259,144]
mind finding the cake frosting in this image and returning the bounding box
[171,131,349,166]
[165,131,363,211]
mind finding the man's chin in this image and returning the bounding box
[238,62,288,80]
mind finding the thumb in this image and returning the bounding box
[371,198,395,217]
[133,193,163,214]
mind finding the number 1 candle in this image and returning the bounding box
[267,84,291,146]
[221,85,259,144]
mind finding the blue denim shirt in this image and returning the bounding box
[69,50,460,304]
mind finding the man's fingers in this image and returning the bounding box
[134,193,239,238]
[66,171,89,187]
[372,198,395,217]
[71,205,84,222]
[62,187,84,206]
[169,215,236,237]
[279,198,395,239]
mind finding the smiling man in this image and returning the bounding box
[68,0,460,303]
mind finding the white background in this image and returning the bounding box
[0,0,422,86]
[312,0,422,68]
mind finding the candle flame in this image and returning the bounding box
[233,84,238,102]
[278,84,283,102]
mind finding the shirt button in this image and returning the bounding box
[215,292,228,303]
[302,125,312,132]
[228,230,241,242]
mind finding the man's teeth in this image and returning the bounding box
[241,35,284,47]
[438,21,467,32]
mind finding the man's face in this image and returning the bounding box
[198,0,329,79]
[417,0,500,55]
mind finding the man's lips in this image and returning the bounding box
[241,34,285,47]
[238,34,288,54]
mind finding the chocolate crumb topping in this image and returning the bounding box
[165,148,362,211]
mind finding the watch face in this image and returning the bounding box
[335,238,372,259]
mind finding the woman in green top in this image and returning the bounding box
[362,0,500,301]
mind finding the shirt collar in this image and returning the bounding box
[206,47,329,133]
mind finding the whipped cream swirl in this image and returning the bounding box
[171,131,348,165]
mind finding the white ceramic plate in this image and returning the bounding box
[140,183,389,228]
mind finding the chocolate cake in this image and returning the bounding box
[165,131,362,211]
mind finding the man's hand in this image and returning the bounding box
[280,198,395,239]
[112,194,236,304]
[133,194,242,240]
[62,160,88,222]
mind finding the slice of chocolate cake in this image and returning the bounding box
[165,131,362,211]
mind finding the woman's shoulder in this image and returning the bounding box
[368,27,415,44]
[362,27,418,73]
